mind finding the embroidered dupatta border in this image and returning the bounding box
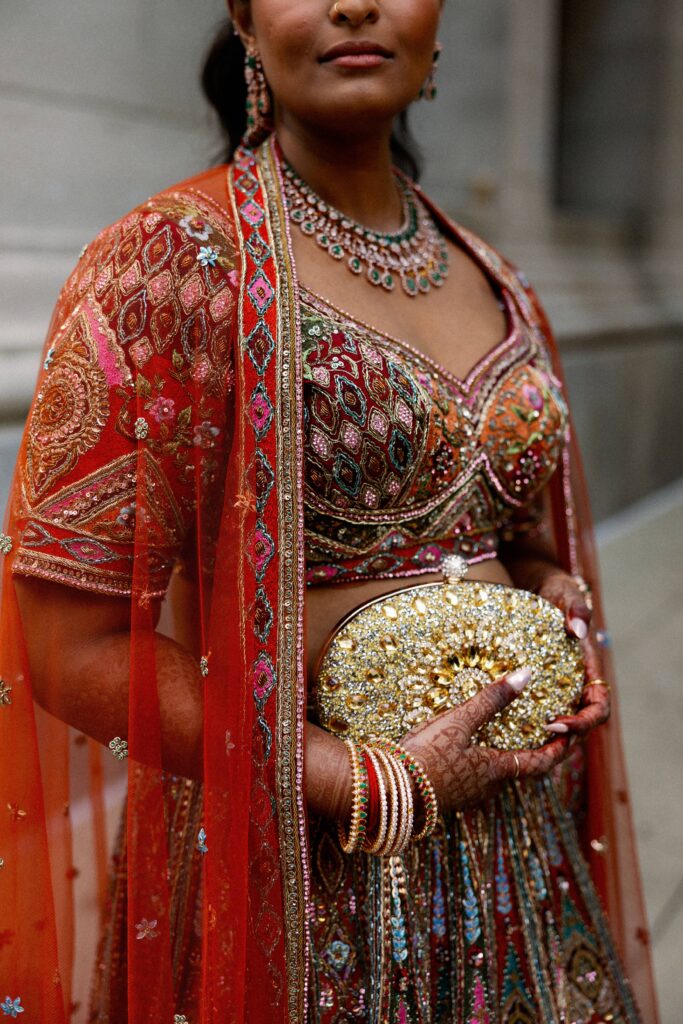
[228,143,311,1023]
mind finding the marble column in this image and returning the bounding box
[498,0,561,243]
[650,0,683,308]
[0,0,224,421]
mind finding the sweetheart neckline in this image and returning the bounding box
[299,285,523,393]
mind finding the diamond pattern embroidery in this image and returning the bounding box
[235,171,260,197]
[245,322,275,375]
[249,449,275,513]
[252,652,276,704]
[247,272,275,316]
[246,231,272,267]
[239,199,265,228]
[252,587,274,643]
[249,383,274,441]
[60,538,119,564]
[247,520,275,582]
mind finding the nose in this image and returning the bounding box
[330,0,380,27]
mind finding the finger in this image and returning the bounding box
[517,738,572,778]
[566,599,591,640]
[486,737,569,782]
[457,667,532,735]
[553,699,610,736]
[582,641,604,683]
[538,574,591,638]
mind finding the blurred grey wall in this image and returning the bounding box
[2,0,682,519]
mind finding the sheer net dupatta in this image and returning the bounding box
[416,197,660,1023]
[534,288,660,1024]
[0,146,309,1024]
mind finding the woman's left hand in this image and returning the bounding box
[537,570,611,737]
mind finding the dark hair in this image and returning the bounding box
[201,19,422,181]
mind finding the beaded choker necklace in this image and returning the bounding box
[281,161,449,297]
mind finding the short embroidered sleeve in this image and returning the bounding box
[12,199,238,597]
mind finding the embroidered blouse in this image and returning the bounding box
[10,200,568,599]
[301,288,568,586]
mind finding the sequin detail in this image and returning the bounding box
[308,777,641,1023]
[11,198,236,598]
[301,289,566,585]
[108,737,128,760]
[0,997,24,1018]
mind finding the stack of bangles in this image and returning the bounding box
[338,738,439,857]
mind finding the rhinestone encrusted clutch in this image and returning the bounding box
[315,556,584,750]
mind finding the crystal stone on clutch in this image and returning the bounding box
[315,568,585,751]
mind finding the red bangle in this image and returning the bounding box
[363,751,380,833]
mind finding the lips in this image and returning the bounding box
[320,40,394,64]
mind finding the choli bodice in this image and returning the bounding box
[302,287,568,585]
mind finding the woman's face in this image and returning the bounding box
[232,0,441,138]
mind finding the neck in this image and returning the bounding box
[275,116,403,233]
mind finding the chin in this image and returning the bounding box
[310,91,413,132]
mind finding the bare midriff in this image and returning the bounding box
[305,557,514,681]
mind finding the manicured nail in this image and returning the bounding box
[545,722,569,734]
[506,667,532,693]
[568,616,588,640]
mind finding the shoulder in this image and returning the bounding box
[47,167,242,391]
[12,169,241,594]
[63,165,239,314]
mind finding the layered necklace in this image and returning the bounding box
[281,161,449,297]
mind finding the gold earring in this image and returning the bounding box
[419,42,442,101]
[243,44,273,147]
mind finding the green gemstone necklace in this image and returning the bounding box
[281,161,449,297]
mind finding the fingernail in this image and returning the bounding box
[545,722,569,734]
[506,667,532,693]
[568,616,588,640]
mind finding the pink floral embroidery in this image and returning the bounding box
[252,655,275,702]
[522,382,544,411]
[190,353,212,385]
[146,396,175,422]
[193,421,221,448]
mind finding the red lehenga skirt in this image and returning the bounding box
[307,770,641,1023]
[89,752,641,1024]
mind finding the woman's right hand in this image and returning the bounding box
[401,668,572,814]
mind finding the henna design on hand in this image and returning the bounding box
[401,675,570,813]
[551,631,611,736]
[538,570,592,638]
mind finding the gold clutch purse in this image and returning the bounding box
[315,555,584,750]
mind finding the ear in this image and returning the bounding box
[227,0,254,43]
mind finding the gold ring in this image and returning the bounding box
[582,678,611,693]
[512,753,521,780]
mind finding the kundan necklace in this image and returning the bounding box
[281,161,449,297]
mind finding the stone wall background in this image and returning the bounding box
[1,0,682,519]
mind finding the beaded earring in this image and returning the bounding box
[419,42,442,101]
[243,44,273,147]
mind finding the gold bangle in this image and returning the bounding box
[362,746,389,855]
[373,749,400,857]
[375,740,439,843]
[582,678,611,694]
[337,739,369,854]
[389,755,414,857]
[512,753,521,780]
